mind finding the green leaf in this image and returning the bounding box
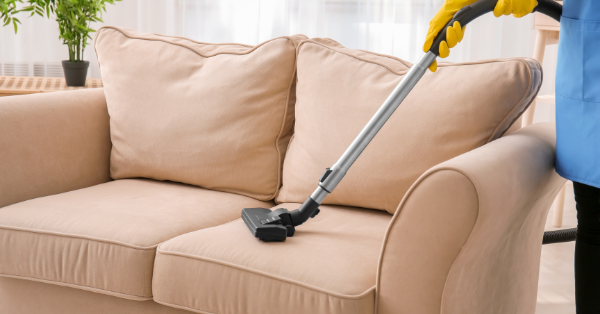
[1,0,120,57]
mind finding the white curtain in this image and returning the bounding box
[0,0,556,95]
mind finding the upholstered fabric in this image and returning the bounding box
[0,277,191,314]
[276,38,542,213]
[152,204,392,314]
[0,89,111,209]
[0,179,273,300]
[377,123,565,314]
[94,26,306,201]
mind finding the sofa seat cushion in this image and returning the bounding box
[152,204,391,314]
[0,179,273,301]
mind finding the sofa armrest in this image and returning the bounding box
[0,89,111,208]
[376,123,565,314]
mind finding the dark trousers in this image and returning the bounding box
[574,182,600,314]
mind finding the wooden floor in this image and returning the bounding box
[537,181,576,314]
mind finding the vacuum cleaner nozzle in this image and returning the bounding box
[241,207,295,242]
[242,197,321,242]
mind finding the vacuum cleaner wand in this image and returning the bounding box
[242,53,435,242]
[242,0,562,242]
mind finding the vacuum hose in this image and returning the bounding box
[543,228,577,245]
[429,0,562,56]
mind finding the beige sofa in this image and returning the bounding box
[0,28,565,314]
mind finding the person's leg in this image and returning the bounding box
[574,182,600,314]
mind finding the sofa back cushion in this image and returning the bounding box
[95,27,306,200]
[276,38,541,213]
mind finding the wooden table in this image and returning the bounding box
[0,76,103,97]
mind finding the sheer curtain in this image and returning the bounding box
[0,0,556,95]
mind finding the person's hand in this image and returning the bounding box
[424,0,538,72]
[494,0,538,18]
[423,0,477,72]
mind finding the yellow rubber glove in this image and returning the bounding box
[424,0,537,72]
[494,0,538,18]
[423,0,477,72]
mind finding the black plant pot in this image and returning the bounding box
[62,60,90,87]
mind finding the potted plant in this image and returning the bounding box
[1,0,120,86]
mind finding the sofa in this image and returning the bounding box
[0,27,566,314]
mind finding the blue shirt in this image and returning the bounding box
[555,0,600,188]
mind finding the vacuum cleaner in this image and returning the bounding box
[242,0,569,244]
